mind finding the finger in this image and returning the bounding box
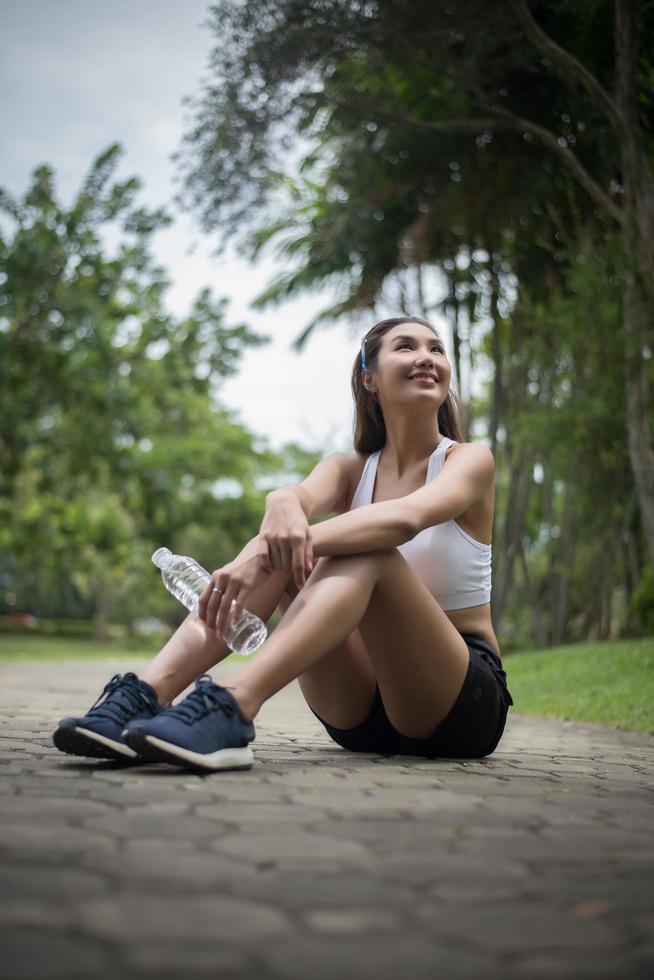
[206,594,221,631]
[305,538,314,576]
[198,581,214,620]
[260,543,273,574]
[232,597,243,626]
[269,541,283,572]
[278,542,290,573]
[294,540,305,591]
[216,584,238,637]
[206,577,225,630]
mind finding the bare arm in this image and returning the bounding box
[264,485,310,519]
[305,499,413,557]
[266,463,413,557]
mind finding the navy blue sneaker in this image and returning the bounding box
[53,672,161,762]
[123,674,255,772]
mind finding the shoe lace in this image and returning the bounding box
[87,673,155,725]
[162,674,236,724]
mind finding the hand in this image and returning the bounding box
[259,491,314,591]
[197,538,272,637]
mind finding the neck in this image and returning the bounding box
[380,417,442,478]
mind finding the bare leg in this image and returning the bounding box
[225,552,387,721]
[277,584,377,729]
[140,567,293,706]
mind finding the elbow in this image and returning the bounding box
[401,518,418,543]
[397,508,418,543]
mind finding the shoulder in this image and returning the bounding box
[340,451,370,506]
[345,451,368,481]
[343,450,372,468]
[335,451,365,471]
[325,451,366,490]
[443,441,495,474]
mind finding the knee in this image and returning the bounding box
[284,554,331,597]
[283,551,393,600]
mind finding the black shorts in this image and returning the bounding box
[307,633,514,759]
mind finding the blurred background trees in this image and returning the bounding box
[2,0,652,648]
[171,0,653,645]
[0,145,319,641]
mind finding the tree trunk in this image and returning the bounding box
[623,273,654,570]
[517,535,548,647]
[494,449,533,628]
[488,250,504,459]
[604,548,617,640]
[447,266,465,430]
[621,491,641,633]
[616,0,654,570]
[550,477,578,646]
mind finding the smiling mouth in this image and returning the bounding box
[409,375,438,384]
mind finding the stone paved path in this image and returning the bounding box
[0,658,652,980]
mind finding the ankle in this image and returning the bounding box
[223,684,260,724]
[139,674,174,709]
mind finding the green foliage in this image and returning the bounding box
[170,0,653,649]
[630,567,654,635]
[173,0,652,336]
[0,146,319,633]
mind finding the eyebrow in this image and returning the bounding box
[391,334,443,346]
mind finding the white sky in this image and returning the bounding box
[1,0,466,460]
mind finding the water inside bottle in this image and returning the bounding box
[152,548,268,654]
[161,556,211,613]
[227,614,268,655]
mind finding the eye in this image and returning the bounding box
[399,343,442,353]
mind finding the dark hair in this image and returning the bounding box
[351,316,464,454]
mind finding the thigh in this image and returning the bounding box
[380,644,509,759]
[357,548,471,740]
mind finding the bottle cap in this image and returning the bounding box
[151,547,172,568]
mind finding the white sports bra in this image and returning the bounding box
[350,437,492,610]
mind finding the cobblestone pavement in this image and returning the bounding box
[0,658,652,980]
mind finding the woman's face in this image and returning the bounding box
[365,323,451,405]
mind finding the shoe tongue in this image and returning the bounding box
[169,675,234,722]
[120,672,158,705]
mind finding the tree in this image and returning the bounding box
[170,0,653,642]
[0,145,299,638]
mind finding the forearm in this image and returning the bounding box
[265,486,310,519]
[235,533,268,562]
[263,485,413,556]
[309,501,413,557]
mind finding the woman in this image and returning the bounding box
[53,316,513,771]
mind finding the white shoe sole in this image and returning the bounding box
[125,729,254,771]
[75,726,138,758]
[53,722,138,761]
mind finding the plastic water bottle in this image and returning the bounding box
[151,548,268,656]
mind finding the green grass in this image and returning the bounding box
[1,633,652,733]
[0,634,244,665]
[504,637,654,733]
